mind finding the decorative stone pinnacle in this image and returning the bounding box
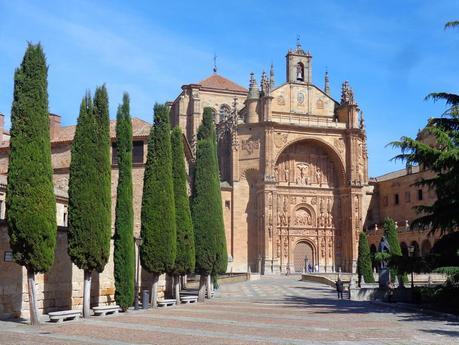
[340,80,355,105]
[269,64,275,89]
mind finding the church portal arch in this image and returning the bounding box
[274,138,345,187]
[293,240,314,272]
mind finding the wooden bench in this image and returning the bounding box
[92,305,120,316]
[48,310,82,323]
[157,299,176,307]
[180,295,198,304]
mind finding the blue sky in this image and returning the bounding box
[1,0,459,176]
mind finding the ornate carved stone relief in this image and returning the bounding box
[274,133,288,148]
[294,208,312,226]
[275,142,336,187]
[241,137,260,155]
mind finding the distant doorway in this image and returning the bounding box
[293,241,314,272]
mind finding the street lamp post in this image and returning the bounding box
[304,255,308,273]
[134,237,142,310]
[408,245,415,290]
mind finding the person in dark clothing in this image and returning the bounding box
[387,281,395,303]
[335,279,344,299]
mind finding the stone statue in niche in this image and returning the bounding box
[319,212,326,228]
[354,195,359,220]
[284,238,289,258]
[326,213,334,228]
[321,239,326,258]
[328,241,333,258]
[315,167,322,186]
[296,163,309,185]
[284,161,290,182]
[274,166,279,181]
[267,192,272,206]
[278,212,287,227]
[277,238,281,257]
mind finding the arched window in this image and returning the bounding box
[400,242,408,257]
[296,62,304,81]
[219,104,231,123]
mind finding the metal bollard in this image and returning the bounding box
[142,290,149,309]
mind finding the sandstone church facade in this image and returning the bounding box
[170,42,372,274]
[0,43,375,318]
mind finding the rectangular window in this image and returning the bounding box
[394,194,399,205]
[132,141,144,164]
[405,191,411,203]
[112,141,145,165]
[418,189,423,201]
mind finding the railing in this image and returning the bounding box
[271,113,347,129]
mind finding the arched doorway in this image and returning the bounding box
[421,239,431,256]
[293,241,314,272]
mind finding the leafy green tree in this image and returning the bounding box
[390,22,459,234]
[114,93,135,311]
[357,232,375,285]
[170,127,195,303]
[68,86,111,318]
[140,103,176,307]
[390,20,459,288]
[430,232,459,284]
[6,43,57,325]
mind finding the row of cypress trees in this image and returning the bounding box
[192,108,228,300]
[6,43,227,323]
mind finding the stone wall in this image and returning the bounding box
[0,226,163,319]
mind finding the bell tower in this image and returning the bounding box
[286,38,312,84]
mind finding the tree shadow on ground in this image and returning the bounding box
[421,329,459,337]
[273,284,458,337]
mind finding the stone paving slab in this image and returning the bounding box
[1,276,458,345]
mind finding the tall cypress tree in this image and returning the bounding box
[68,86,111,318]
[192,139,218,301]
[140,103,176,307]
[357,232,375,285]
[171,126,195,303]
[6,43,57,325]
[197,108,227,284]
[114,93,135,311]
[383,217,403,282]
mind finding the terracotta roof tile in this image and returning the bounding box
[198,74,247,93]
[51,117,151,143]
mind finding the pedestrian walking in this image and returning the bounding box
[335,278,344,299]
[387,281,395,303]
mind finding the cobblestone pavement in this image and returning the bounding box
[1,275,458,345]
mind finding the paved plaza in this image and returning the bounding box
[0,276,458,345]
